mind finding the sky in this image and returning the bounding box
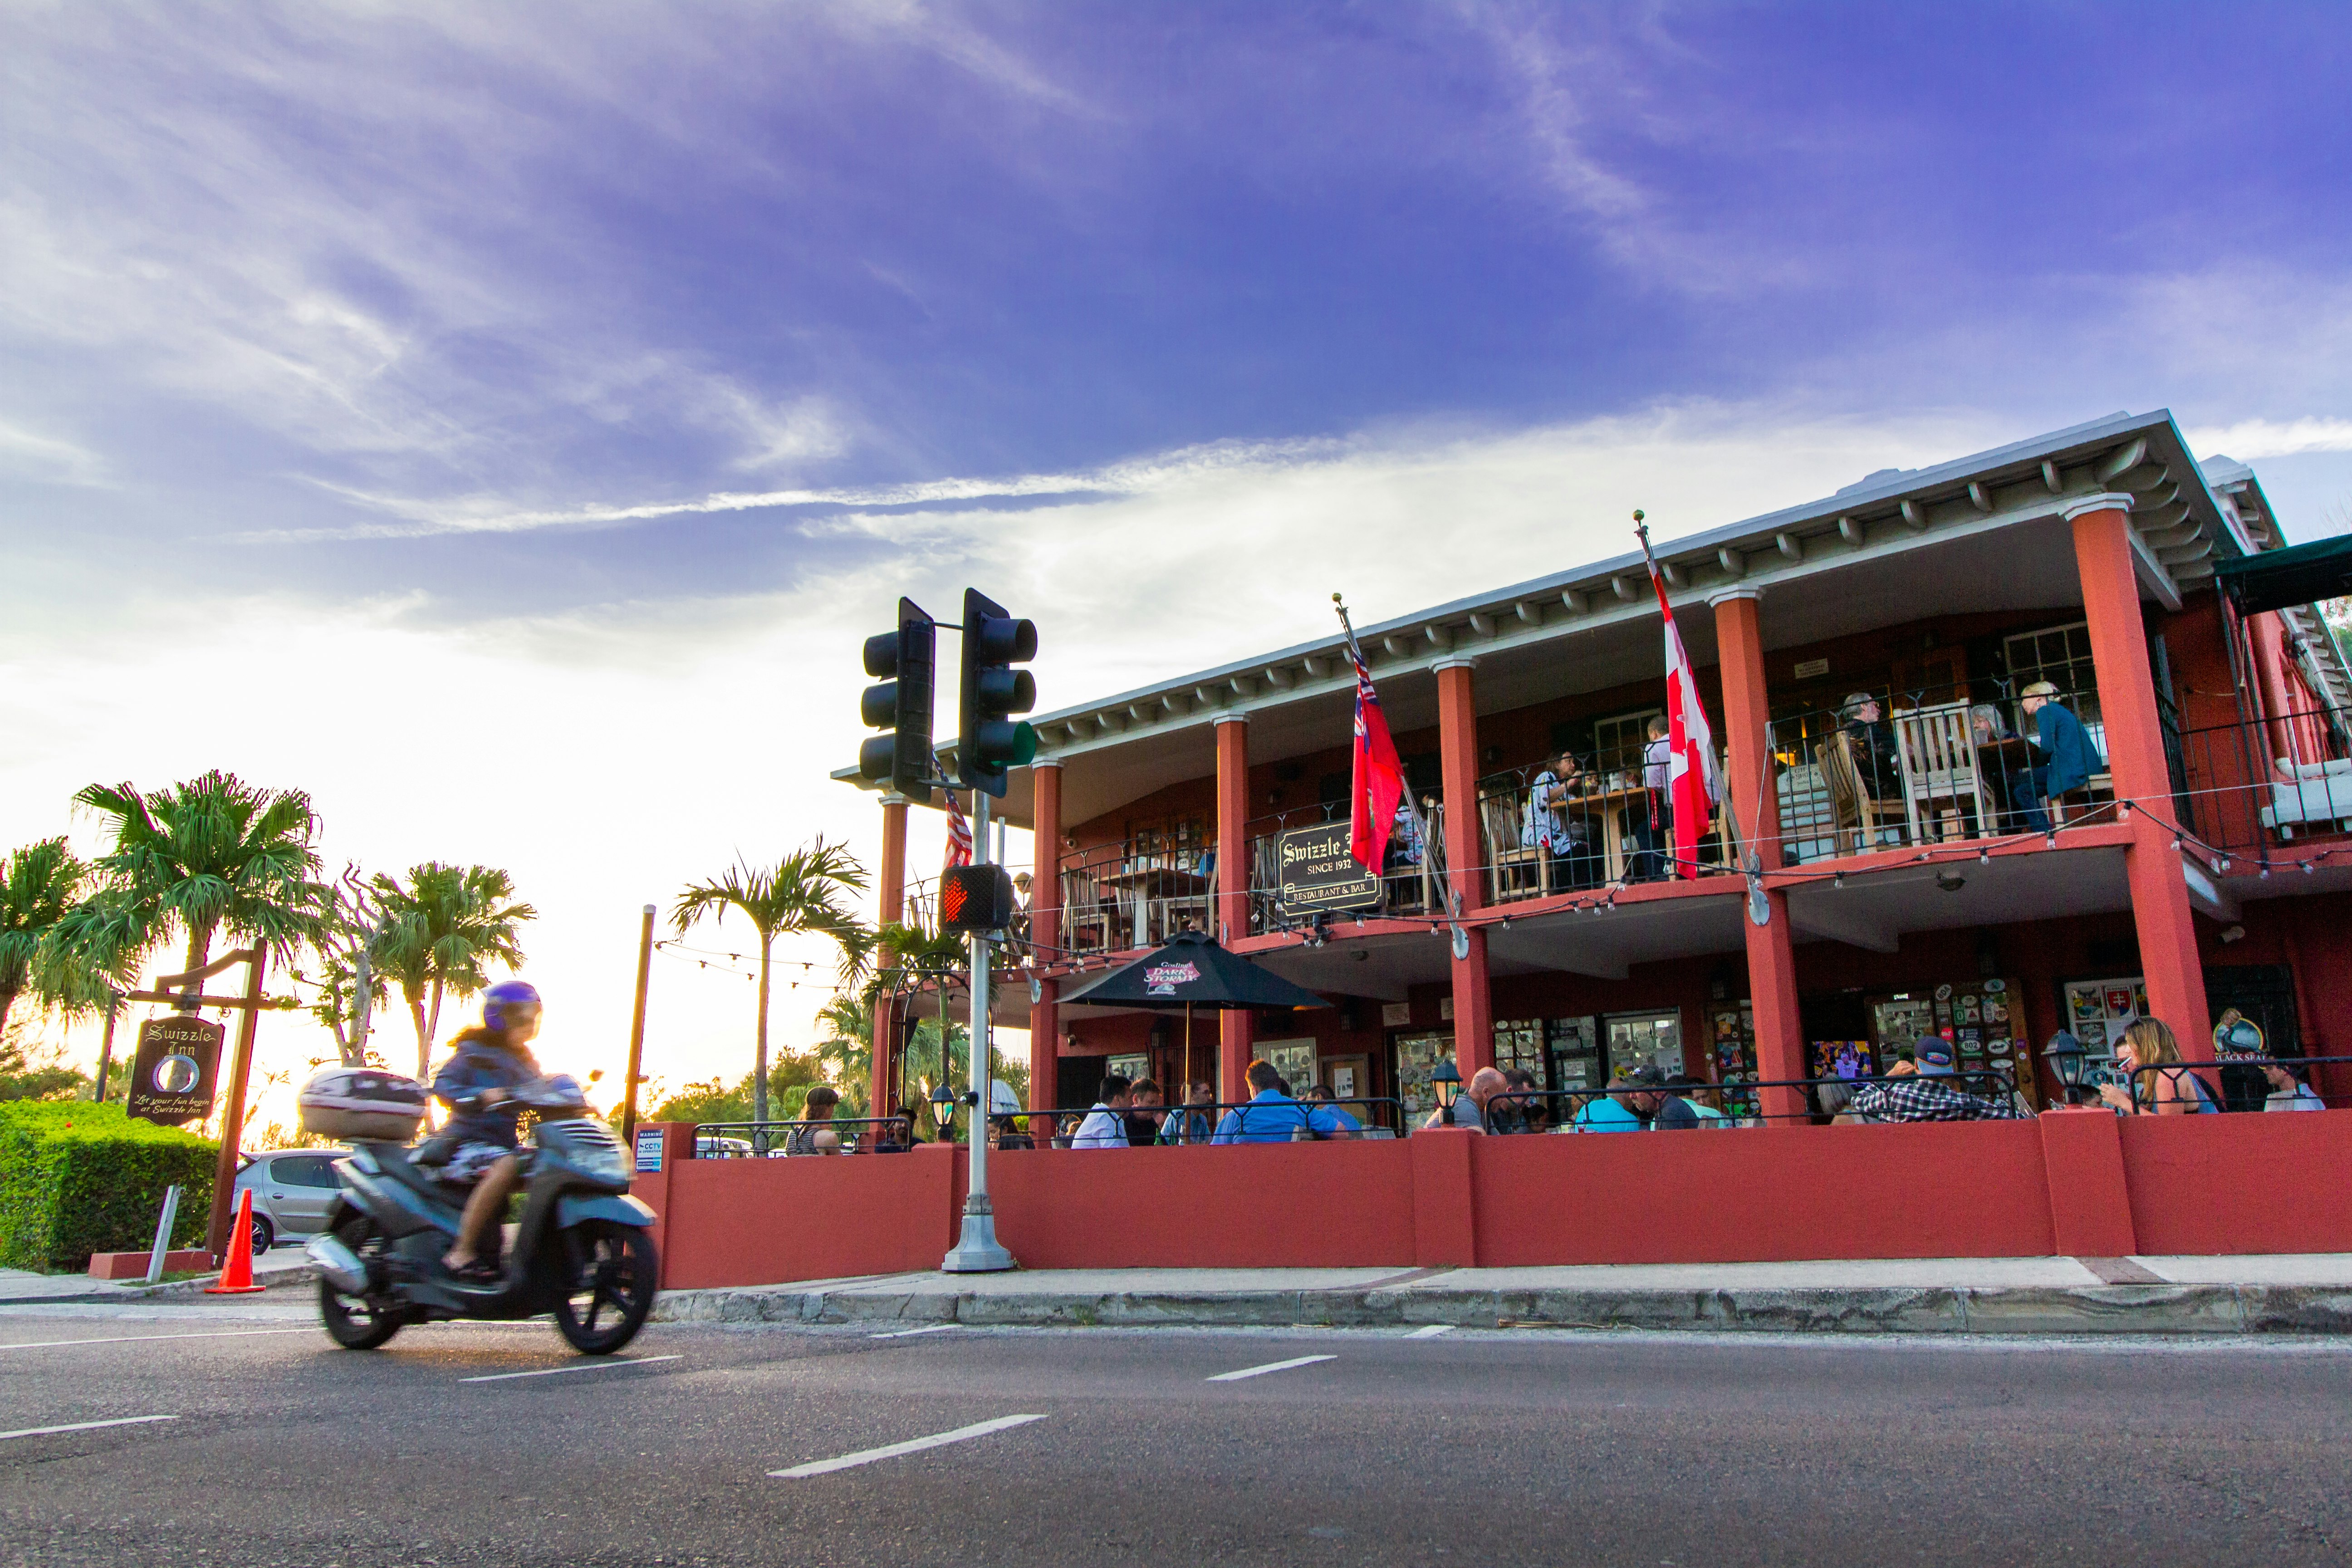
[5,1,2349,1127]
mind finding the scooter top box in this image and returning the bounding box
[299,1065,428,1142]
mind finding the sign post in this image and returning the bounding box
[122,947,272,1263]
[941,789,1015,1273]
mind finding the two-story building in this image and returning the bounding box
[846,409,2352,1136]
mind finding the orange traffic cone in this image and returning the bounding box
[205,1188,266,1295]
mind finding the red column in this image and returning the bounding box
[1712,589,1809,1124]
[869,796,909,1116]
[1215,717,1254,1098]
[1434,658,1493,1077]
[2071,499,2213,1059]
[1028,763,1063,1120]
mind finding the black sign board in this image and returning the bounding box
[125,1014,224,1125]
[1275,821,1381,912]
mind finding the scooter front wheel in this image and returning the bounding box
[319,1216,407,1350]
[552,1220,657,1355]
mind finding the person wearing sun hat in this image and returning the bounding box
[2018,681,2102,831]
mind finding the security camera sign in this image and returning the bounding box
[125,1014,224,1125]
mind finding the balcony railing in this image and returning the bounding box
[2176,706,2352,859]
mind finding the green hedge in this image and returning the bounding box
[0,1102,217,1271]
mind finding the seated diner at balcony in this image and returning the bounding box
[784,1085,844,1155]
[1571,1075,1644,1132]
[1839,692,1903,800]
[1630,717,1673,880]
[1418,1064,1505,1132]
[2095,1019,2220,1115]
[1524,750,1603,889]
[1215,1058,1358,1142]
[2017,681,2102,832]
[1300,1083,1362,1138]
[1846,1040,2023,1121]
[1969,703,2034,831]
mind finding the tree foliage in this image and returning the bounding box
[369,863,534,1079]
[0,838,111,1038]
[672,838,871,1125]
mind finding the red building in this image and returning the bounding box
[847,410,2352,1129]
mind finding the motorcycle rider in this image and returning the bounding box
[432,980,547,1281]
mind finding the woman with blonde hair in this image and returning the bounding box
[2096,1018,2220,1116]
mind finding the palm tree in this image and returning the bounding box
[673,838,871,1125]
[54,769,327,991]
[369,863,534,1079]
[0,839,111,1038]
[813,994,873,1111]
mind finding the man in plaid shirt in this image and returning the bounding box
[1848,1039,2024,1122]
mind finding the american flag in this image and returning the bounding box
[943,789,973,870]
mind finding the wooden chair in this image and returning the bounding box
[1480,792,1550,902]
[1059,869,1112,953]
[1893,701,1988,843]
[1817,733,1903,856]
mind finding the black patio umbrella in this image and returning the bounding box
[1057,931,1331,1094]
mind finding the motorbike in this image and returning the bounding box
[306,1076,659,1354]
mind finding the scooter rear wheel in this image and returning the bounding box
[552,1220,657,1354]
[319,1216,406,1350]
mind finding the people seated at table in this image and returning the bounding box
[1838,692,1904,801]
[1164,1081,1218,1144]
[2018,681,2102,833]
[1847,1039,2022,1122]
[784,1086,844,1155]
[2095,1019,2220,1116]
[1072,1074,1133,1147]
[1122,1078,1168,1148]
[1967,703,2029,831]
[1418,1065,1504,1132]
[1524,750,1604,890]
[1300,1083,1362,1138]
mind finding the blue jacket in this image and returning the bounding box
[431,1030,541,1147]
[2033,701,2102,798]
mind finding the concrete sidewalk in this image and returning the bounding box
[0,1247,317,1306]
[652,1254,2352,1336]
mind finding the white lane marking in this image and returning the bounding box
[871,1323,961,1340]
[0,1415,178,1442]
[772,1414,1047,1478]
[460,1355,682,1384]
[1206,1354,1338,1382]
[1406,1324,1454,1339]
[0,1328,315,1352]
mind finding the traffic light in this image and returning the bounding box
[858,597,936,804]
[956,588,1038,797]
[939,863,1017,933]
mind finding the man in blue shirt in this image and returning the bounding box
[2019,681,2102,832]
[1212,1059,1352,1143]
[1300,1083,1362,1139]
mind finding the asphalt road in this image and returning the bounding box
[1,1300,2348,1567]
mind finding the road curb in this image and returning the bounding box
[0,1262,319,1309]
[648,1279,2352,1335]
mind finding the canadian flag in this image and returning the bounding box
[1645,564,1723,876]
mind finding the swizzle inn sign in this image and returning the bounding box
[1275,821,1381,913]
[125,1014,224,1125]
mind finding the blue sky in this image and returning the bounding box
[5,2,2348,1100]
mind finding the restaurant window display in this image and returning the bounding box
[1261,1038,1318,1097]
[1547,1017,1603,1091]
[1105,1053,1149,1090]
[1604,1009,1684,1081]
[1494,1019,1545,1083]
[1708,1001,1759,1118]
[1858,979,2038,1108]
[2062,975,2148,1065]
[1390,1031,1451,1117]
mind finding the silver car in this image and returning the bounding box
[230,1149,347,1254]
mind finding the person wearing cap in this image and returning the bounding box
[1847,1038,2024,1122]
[2018,681,2102,832]
[1620,1063,1701,1130]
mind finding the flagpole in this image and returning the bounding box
[1632,510,1760,887]
[1332,594,1469,956]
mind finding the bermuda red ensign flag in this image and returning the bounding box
[1645,562,1723,874]
[943,789,973,870]
[1348,641,1407,873]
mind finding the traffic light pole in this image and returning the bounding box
[942,788,1017,1273]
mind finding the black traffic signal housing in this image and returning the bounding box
[939,863,1017,933]
[956,587,1038,797]
[858,598,936,804]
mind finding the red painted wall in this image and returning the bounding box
[659,1144,956,1290]
[1468,1122,2057,1265]
[983,1142,1419,1269]
[2121,1111,2352,1255]
[644,1111,2352,1289]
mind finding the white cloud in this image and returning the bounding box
[2188,417,2352,461]
[0,419,106,486]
